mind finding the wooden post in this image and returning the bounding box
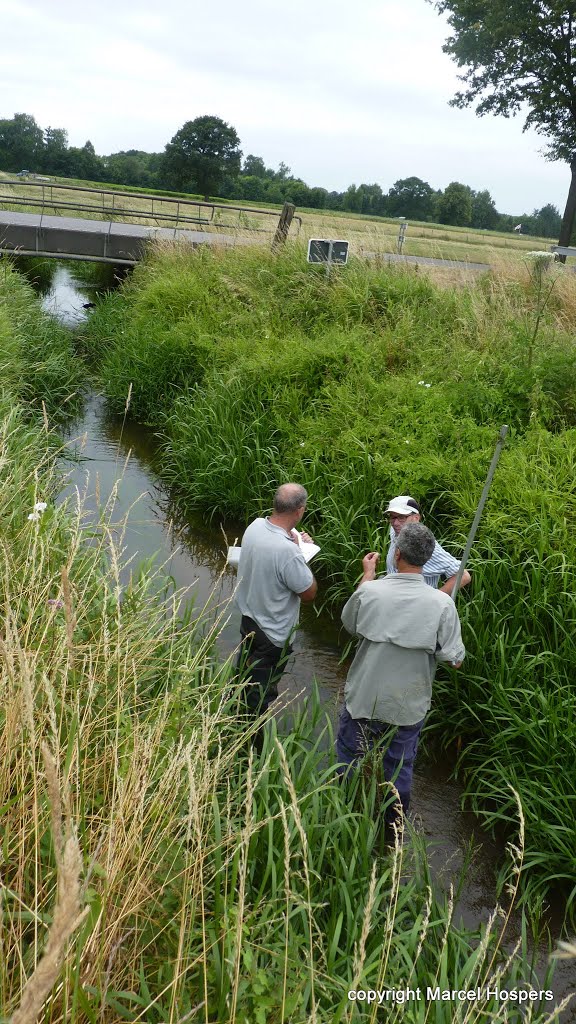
[272,202,295,247]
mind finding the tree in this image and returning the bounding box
[432,2,576,254]
[163,116,242,200]
[236,174,267,202]
[471,189,499,229]
[42,127,69,175]
[342,184,362,212]
[0,112,44,171]
[66,141,104,181]
[533,203,562,238]
[242,154,268,178]
[275,161,291,181]
[308,186,328,209]
[386,176,435,220]
[437,181,473,225]
[281,179,313,206]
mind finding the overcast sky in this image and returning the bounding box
[2,0,570,216]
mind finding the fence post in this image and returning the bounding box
[272,202,295,247]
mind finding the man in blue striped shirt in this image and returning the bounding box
[385,495,471,594]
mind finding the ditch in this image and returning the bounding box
[37,260,576,1013]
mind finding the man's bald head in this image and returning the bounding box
[273,483,308,514]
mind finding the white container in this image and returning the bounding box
[226,546,242,567]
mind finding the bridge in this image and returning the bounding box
[0,179,298,264]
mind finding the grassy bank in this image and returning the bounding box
[83,242,576,915]
[0,266,565,1021]
[0,258,84,418]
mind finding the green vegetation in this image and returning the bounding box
[0,261,564,1021]
[163,115,242,200]
[83,243,576,915]
[0,258,83,417]
[434,2,576,248]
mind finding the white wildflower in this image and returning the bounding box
[33,501,48,513]
[418,380,425,385]
[425,383,432,388]
[524,251,556,261]
[28,511,41,522]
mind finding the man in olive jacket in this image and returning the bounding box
[336,522,465,824]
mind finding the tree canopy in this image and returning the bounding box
[163,116,242,200]
[432,1,576,246]
[437,181,473,225]
[0,112,44,171]
[386,177,436,220]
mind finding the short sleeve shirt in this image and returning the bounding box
[236,518,314,646]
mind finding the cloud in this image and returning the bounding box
[0,0,570,212]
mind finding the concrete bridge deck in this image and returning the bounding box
[0,210,237,264]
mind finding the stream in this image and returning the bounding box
[40,262,575,1012]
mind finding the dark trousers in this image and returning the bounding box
[236,615,292,719]
[336,704,424,823]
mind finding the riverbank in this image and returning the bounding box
[0,256,570,1021]
[82,242,576,918]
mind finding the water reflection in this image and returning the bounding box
[59,391,347,709]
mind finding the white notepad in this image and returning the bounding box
[226,532,320,567]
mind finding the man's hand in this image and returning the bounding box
[290,529,313,545]
[360,551,380,585]
[441,570,471,595]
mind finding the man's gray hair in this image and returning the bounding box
[273,483,308,514]
[396,523,435,567]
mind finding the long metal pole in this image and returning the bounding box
[451,424,509,602]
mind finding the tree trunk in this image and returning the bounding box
[556,156,576,263]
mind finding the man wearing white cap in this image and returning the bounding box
[385,496,470,595]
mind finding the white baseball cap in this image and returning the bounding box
[386,495,421,515]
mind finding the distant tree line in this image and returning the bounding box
[0,111,563,237]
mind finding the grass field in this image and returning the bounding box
[0,170,561,267]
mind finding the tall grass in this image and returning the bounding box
[82,243,576,915]
[0,258,84,418]
[1,257,571,1021]
[0,381,564,1022]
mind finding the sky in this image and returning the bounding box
[2,0,571,216]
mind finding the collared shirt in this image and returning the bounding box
[236,517,313,646]
[342,573,465,726]
[386,526,460,588]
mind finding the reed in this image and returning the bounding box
[0,386,562,1021]
[0,258,83,419]
[0,276,569,1021]
[82,243,576,915]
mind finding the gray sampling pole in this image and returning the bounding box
[451,424,509,602]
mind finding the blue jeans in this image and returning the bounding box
[336,704,424,821]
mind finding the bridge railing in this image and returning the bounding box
[0,179,302,238]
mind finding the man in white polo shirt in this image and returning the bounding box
[236,483,317,730]
[385,495,471,594]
